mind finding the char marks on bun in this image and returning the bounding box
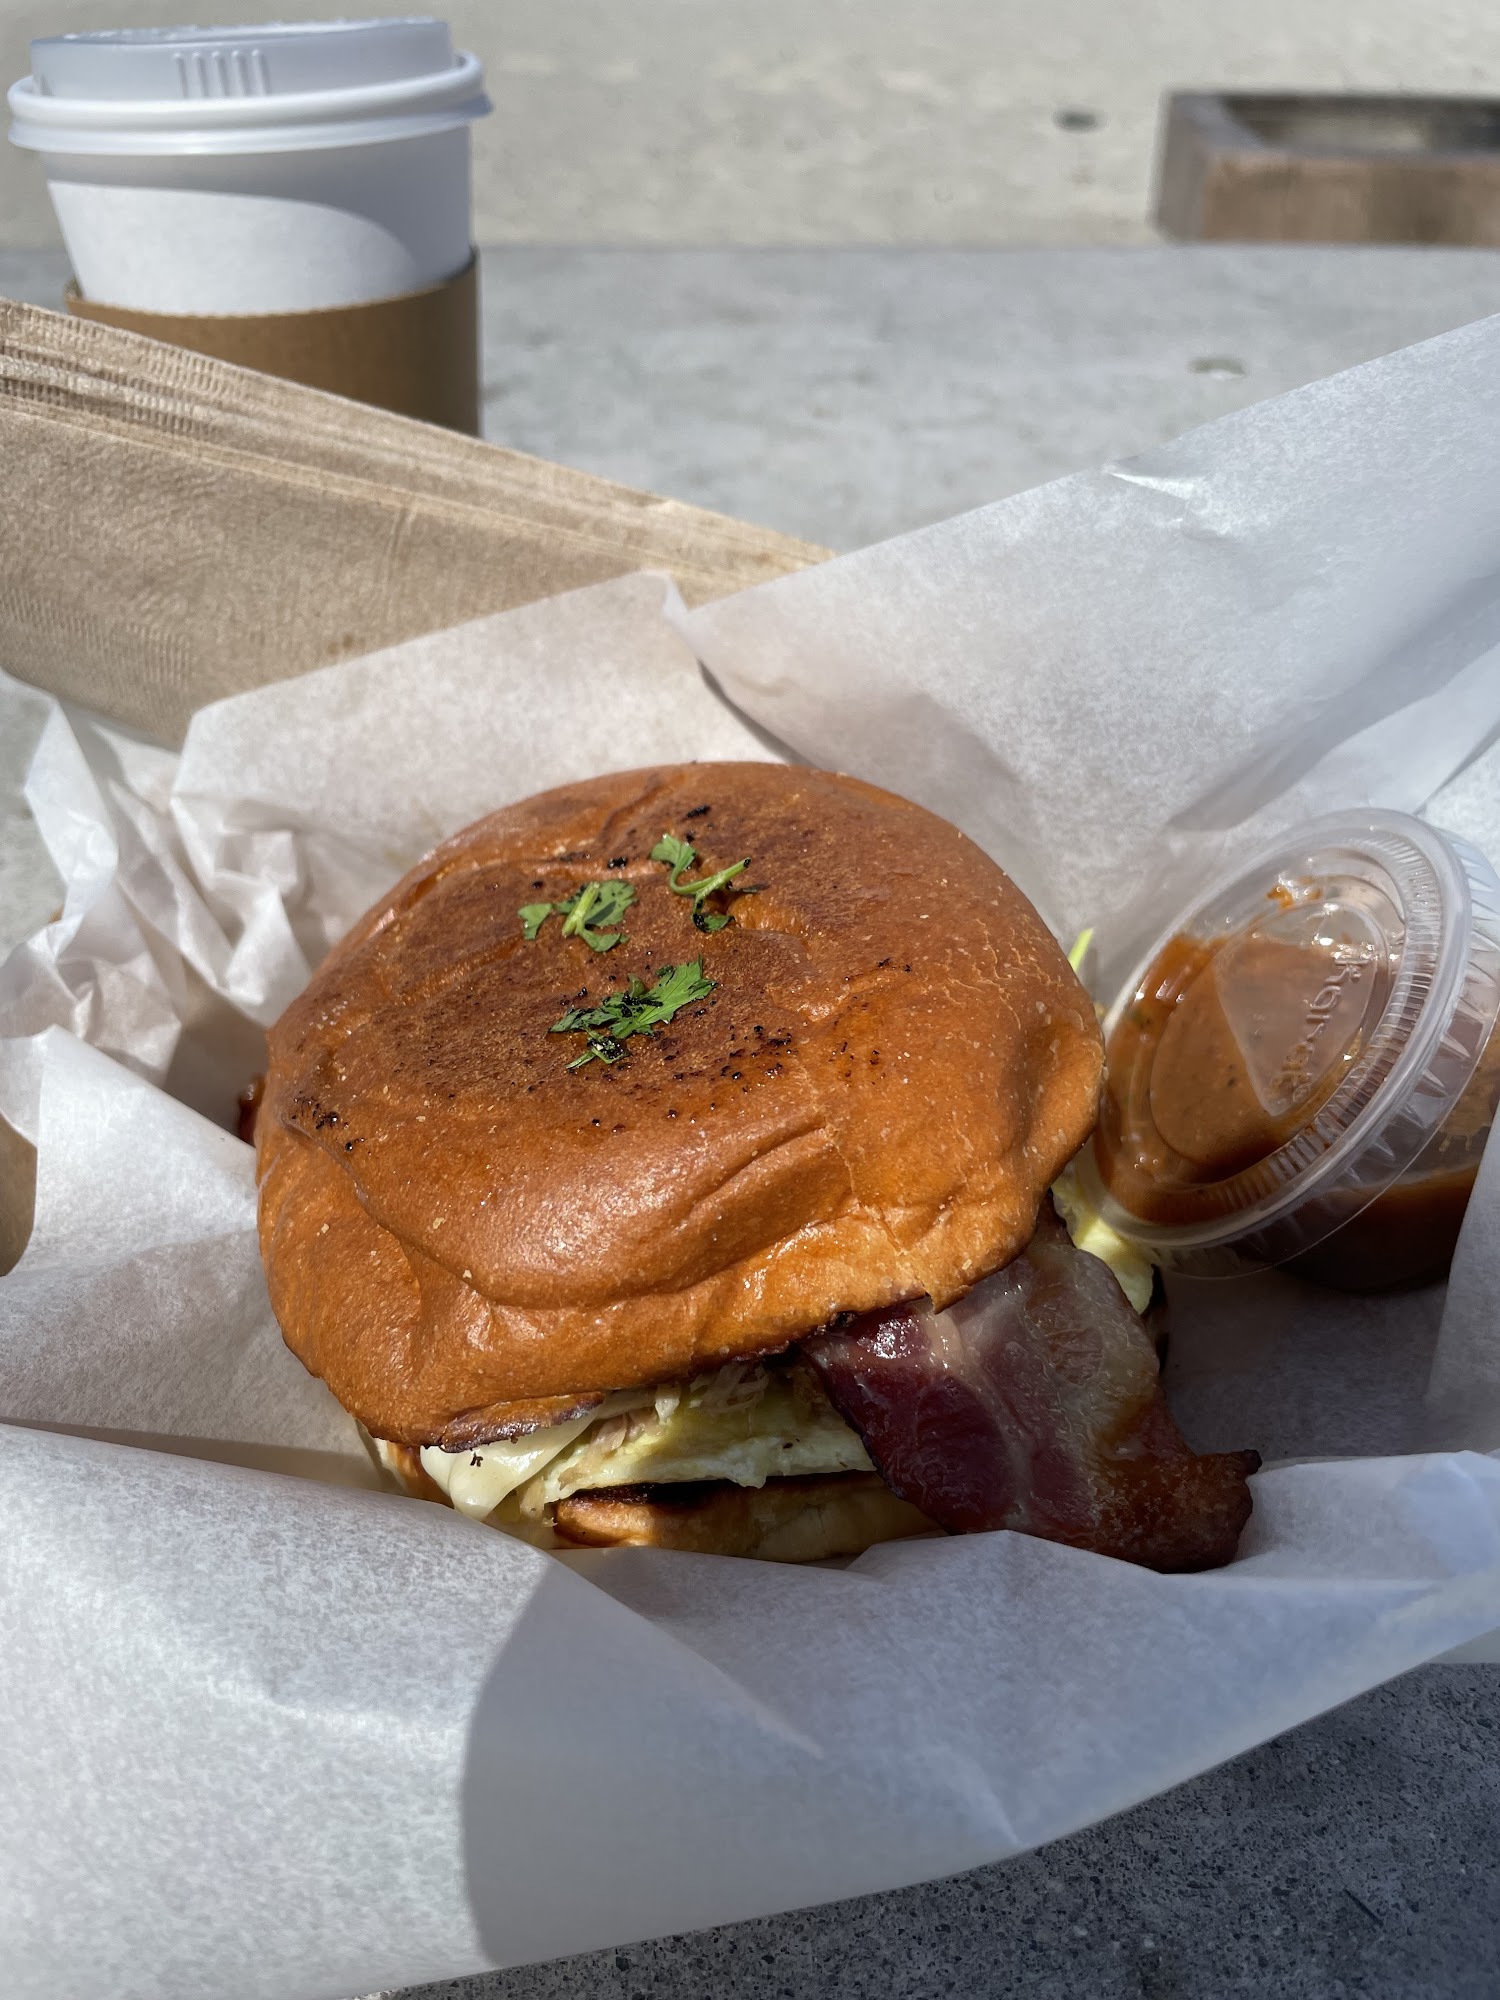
[256,762,1103,1449]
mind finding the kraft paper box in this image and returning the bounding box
[0,297,825,744]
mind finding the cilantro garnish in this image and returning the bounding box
[650,833,751,933]
[518,879,635,953]
[552,960,716,1068]
[651,832,698,888]
[560,880,634,947]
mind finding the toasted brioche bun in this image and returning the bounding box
[257,763,1101,1448]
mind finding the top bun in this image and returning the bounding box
[257,764,1102,1448]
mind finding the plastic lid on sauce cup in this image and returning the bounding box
[1081,810,1500,1277]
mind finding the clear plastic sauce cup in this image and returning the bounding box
[1082,811,1500,1291]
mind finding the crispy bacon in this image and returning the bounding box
[802,1206,1258,1572]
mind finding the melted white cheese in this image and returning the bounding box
[417,1392,642,1519]
[1050,1162,1157,1314]
[524,1373,871,1513]
[389,1176,1154,1526]
[404,1361,870,1526]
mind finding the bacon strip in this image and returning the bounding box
[802,1206,1258,1572]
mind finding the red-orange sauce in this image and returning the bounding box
[1285,1166,1479,1291]
[1294,1025,1500,1289]
[1096,929,1500,1292]
[1096,931,1386,1222]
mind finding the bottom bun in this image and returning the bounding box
[554,1473,936,1561]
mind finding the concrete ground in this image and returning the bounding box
[3,0,1500,250]
[469,244,1500,549]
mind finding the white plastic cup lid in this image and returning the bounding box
[9,18,490,155]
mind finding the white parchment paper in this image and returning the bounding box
[6,331,1500,2000]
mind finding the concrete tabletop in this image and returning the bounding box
[3,244,1499,1999]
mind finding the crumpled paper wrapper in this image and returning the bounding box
[6,327,1500,2000]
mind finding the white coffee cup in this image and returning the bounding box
[7,19,490,315]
